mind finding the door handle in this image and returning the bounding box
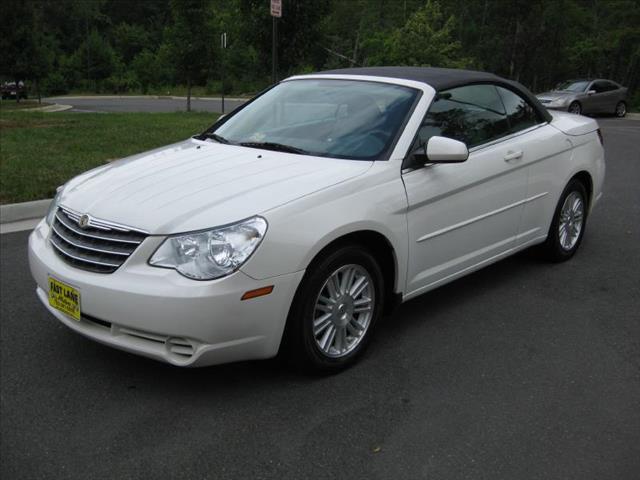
[504,150,523,162]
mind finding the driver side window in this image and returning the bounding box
[413,84,509,150]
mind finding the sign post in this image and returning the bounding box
[220,32,227,114]
[271,0,282,84]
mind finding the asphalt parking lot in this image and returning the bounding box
[1,118,639,479]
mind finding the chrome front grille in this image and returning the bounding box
[50,207,148,273]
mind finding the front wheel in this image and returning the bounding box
[541,179,588,262]
[282,245,384,373]
[568,101,582,115]
[615,101,626,117]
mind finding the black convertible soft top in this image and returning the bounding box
[316,66,552,122]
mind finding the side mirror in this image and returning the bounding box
[413,136,469,164]
[587,90,596,95]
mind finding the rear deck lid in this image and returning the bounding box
[549,110,599,136]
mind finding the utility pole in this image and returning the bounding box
[85,16,90,89]
[271,0,282,84]
[220,32,227,114]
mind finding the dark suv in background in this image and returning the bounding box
[1,81,28,100]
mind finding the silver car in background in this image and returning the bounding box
[536,79,628,117]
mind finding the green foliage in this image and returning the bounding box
[0,110,217,203]
[1,0,639,98]
[42,72,69,95]
[112,23,151,63]
[370,0,473,68]
[165,0,214,85]
[74,30,118,82]
[131,51,161,94]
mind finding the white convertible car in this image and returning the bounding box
[28,67,605,372]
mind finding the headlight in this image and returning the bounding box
[149,216,268,280]
[548,98,569,107]
[46,187,63,226]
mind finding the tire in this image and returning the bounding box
[282,244,385,373]
[541,179,588,262]
[615,101,626,118]
[568,101,582,115]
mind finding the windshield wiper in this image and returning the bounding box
[201,132,231,144]
[239,141,309,155]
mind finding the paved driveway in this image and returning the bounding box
[1,118,639,479]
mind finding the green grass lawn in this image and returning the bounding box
[0,110,217,204]
[0,100,53,111]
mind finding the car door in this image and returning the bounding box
[586,80,611,113]
[580,81,598,113]
[402,84,529,297]
[494,86,572,245]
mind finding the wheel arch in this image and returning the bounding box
[301,229,402,315]
[570,170,594,209]
[569,99,582,113]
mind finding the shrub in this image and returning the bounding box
[42,72,68,95]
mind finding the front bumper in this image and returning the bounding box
[538,102,570,111]
[28,220,304,366]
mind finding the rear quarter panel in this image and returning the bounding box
[524,126,604,240]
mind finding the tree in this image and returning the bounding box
[237,0,331,79]
[71,30,118,90]
[1,0,638,108]
[164,0,214,111]
[373,0,474,68]
[0,1,35,102]
[131,50,161,93]
[112,23,151,64]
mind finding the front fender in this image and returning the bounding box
[240,162,409,294]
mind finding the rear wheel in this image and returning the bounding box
[568,101,582,115]
[615,101,626,117]
[541,179,588,262]
[282,245,384,373]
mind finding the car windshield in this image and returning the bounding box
[207,79,419,160]
[555,80,589,92]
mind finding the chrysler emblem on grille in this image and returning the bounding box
[78,214,90,229]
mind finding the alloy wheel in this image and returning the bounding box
[312,264,374,358]
[558,191,584,251]
[568,102,581,115]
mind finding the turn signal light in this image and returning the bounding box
[241,286,274,300]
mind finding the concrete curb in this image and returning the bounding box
[1,199,51,224]
[23,104,73,112]
[626,112,640,120]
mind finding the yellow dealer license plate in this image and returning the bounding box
[48,276,81,321]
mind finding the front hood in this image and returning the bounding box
[537,90,575,101]
[61,139,372,233]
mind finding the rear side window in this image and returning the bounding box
[592,81,609,93]
[417,84,509,148]
[496,86,541,133]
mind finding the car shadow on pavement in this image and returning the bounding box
[73,246,550,390]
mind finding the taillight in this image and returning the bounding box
[596,128,604,146]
